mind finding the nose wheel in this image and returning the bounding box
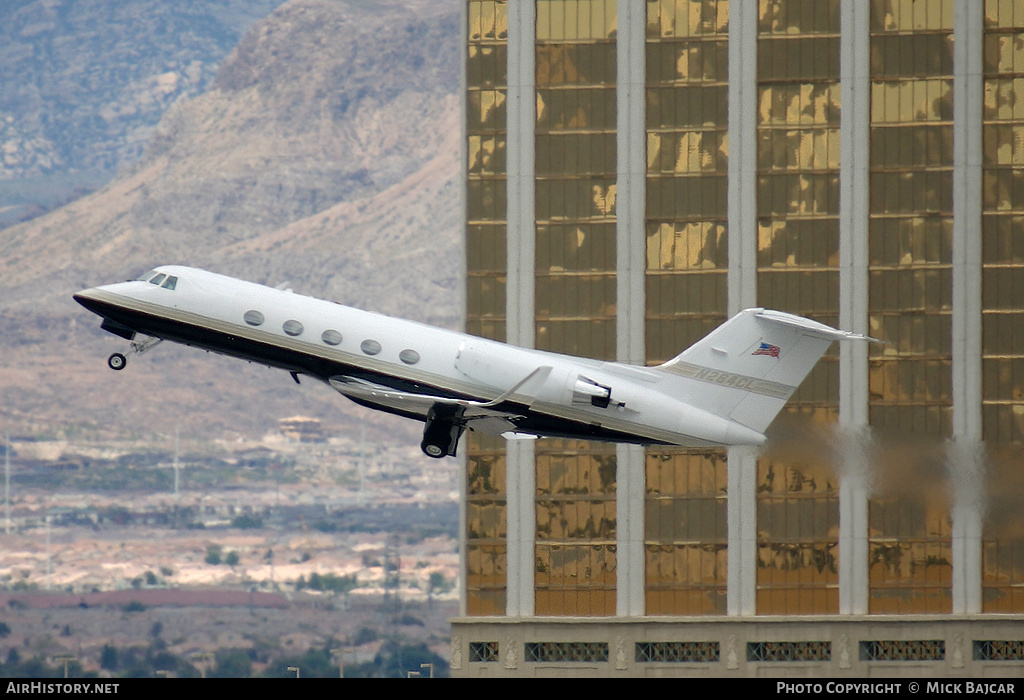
[105,335,162,371]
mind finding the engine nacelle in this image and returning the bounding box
[572,375,612,408]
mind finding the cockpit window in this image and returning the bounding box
[134,270,177,290]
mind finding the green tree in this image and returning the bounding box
[231,514,263,529]
[100,644,118,671]
[429,571,447,592]
[346,641,448,678]
[262,646,335,678]
[211,649,252,678]
[205,545,222,565]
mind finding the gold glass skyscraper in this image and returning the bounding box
[455,0,1024,677]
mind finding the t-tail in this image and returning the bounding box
[653,309,873,435]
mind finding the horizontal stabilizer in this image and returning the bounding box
[752,309,878,343]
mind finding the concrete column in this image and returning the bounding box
[458,0,470,620]
[615,0,647,617]
[727,446,758,616]
[838,0,871,616]
[504,0,536,618]
[616,443,645,617]
[726,0,759,617]
[726,0,758,316]
[505,0,536,352]
[505,438,536,617]
[950,0,984,615]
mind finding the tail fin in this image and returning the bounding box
[654,309,870,434]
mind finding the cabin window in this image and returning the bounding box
[360,340,382,356]
[283,320,304,337]
[321,330,343,346]
[244,310,265,327]
[162,276,178,290]
[149,273,167,286]
[399,349,420,365]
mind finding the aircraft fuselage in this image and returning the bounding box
[75,266,863,457]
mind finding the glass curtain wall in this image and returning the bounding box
[465,0,510,616]
[533,0,619,616]
[866,0,954,614]
[645,0,729,360]
[980,0,1024,612]
[753,0,842,615]
[644,0,730,615]
[645,450,728,614]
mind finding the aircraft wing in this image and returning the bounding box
[328,365,553,421]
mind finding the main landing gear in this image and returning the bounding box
[107,336,163,371]
[420,404,466,459]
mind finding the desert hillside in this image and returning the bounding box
[0,0,462,449]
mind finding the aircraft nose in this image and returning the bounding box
[74,284,128,316]
[73,289,104,315]
[74,280,134,309]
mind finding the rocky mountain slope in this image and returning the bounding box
[0,0,462,448]
[0,0,285,225]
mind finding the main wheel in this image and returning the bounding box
[108,353,127,371]
[420,406,465,459]
[422,442,445,458]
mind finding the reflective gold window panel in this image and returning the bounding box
[866,441,953,614]
[645,449,728,615]
[755,451,840,614]
[645,0,729,362]
[465,432,509,615]
[465,0,509,616]
[982,445,1024,612]
[642,0,729,617]
[981,1,1024,443]
[532,0,618,617]
[980,0,1024,612]
[535,440,618,615]
[865,0,954,614]
[534,4,617,361]
[867,0,953,441]
[754,0,841,615]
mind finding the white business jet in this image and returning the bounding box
[74,266,871,458]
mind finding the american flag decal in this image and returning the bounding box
[752,342,780,358]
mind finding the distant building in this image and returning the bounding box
[454,0,1024,677]
[278,416,327,443]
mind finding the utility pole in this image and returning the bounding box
[384,533,403,676]
[173,427,180,500]
[45,515,51,591]
[5,429,10,534]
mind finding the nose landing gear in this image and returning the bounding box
[106,335,163,371]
